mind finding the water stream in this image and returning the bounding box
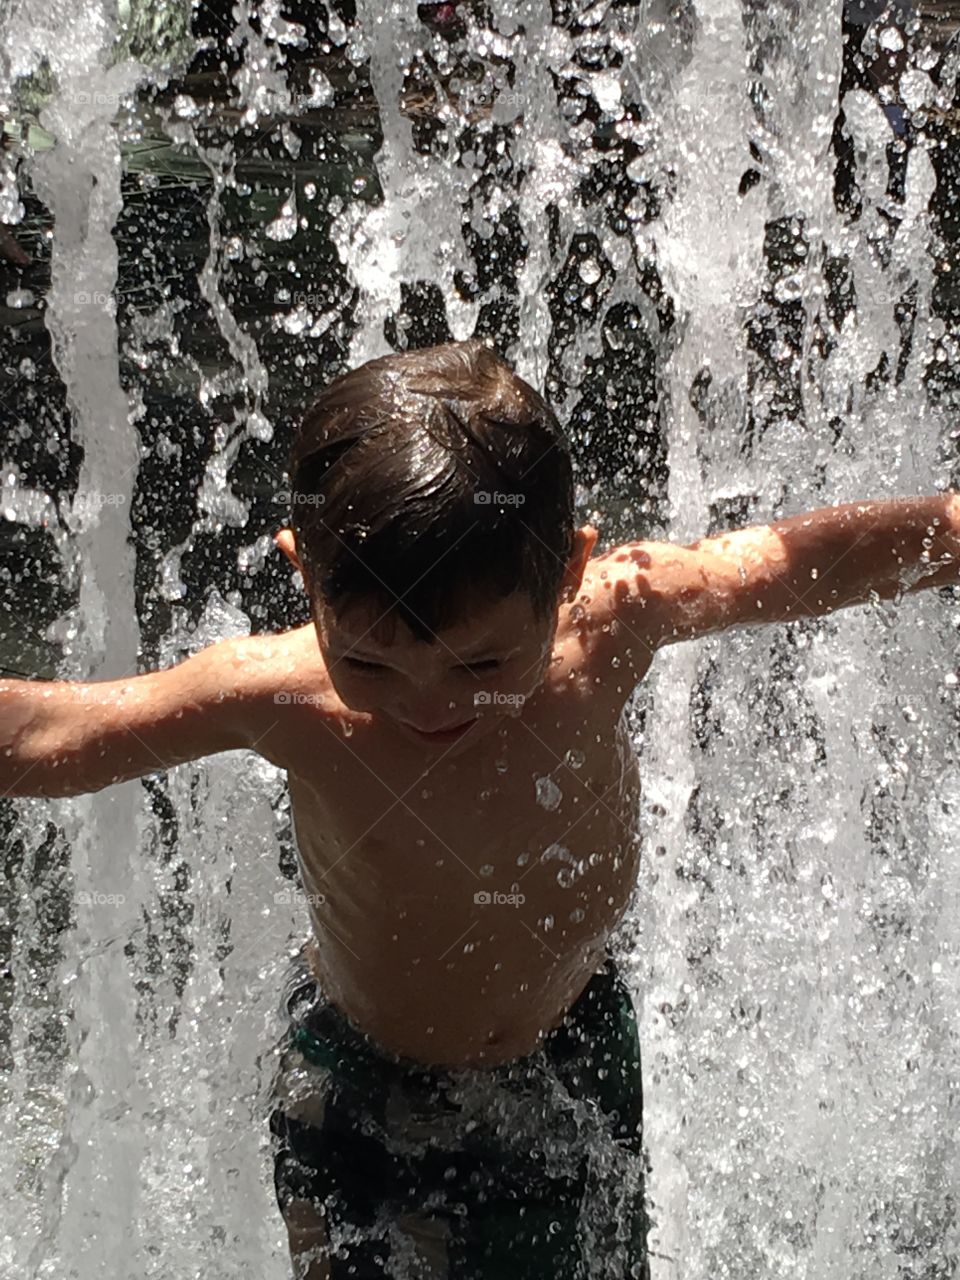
[1,0,959,1275]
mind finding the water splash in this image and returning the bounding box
[1,0,958,1276]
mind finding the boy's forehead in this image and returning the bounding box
[319,592,542,652]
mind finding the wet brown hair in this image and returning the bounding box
[287,339,575,643]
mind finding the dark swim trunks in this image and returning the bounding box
[267,945,652,1279]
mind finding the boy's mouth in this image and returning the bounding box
[396,716,479,745]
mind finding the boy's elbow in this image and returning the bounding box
[1,683,109,799]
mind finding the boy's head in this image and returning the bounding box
[275,339,597,742]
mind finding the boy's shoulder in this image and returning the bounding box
[551,551,658,707]
[214,623,341,770]
[211,622,327,687]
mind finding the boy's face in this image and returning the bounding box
[317,591,554,747]
[274,525,598,750]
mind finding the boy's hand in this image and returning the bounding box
[0,634,287,798]
[598,493,960,676]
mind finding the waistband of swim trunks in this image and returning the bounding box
[282,945,440,1085]
[284,942,622,1085]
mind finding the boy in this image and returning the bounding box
[2,338,958,1278]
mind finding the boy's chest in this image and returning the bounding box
[288,703,641,884]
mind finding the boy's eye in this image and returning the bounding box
[342,656,502,674]
[343,657,383,673]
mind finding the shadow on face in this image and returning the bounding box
[313,591,557,734]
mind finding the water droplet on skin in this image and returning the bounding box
[565,749,585,769]
[342,721,354,737]
[569,908,585,923]
[543,842,573,866]
[479,864,495,877]
[610,656,621,668]
[516,852,530,867]
[421,788,433,799]
[541,915,555,931]
[535,775,562,810]
[479,788,493,801]
[556,862,587,887]
[463,941,476,954]
[495,758,508,774]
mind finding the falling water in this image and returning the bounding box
[2,3,154,1276]
[1,0,959,1276]
[1,2,300,1277]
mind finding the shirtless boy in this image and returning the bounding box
[3,338,959,1279]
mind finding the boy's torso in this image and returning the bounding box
[251,556,651,1069]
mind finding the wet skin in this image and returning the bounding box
[263,522,648,1068]
[259,494,960,1067]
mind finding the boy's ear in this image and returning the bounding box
[559,524,599,602]
[274,528,304,576]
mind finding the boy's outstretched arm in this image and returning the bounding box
[600,493,960,664]
[0,635,279,799]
